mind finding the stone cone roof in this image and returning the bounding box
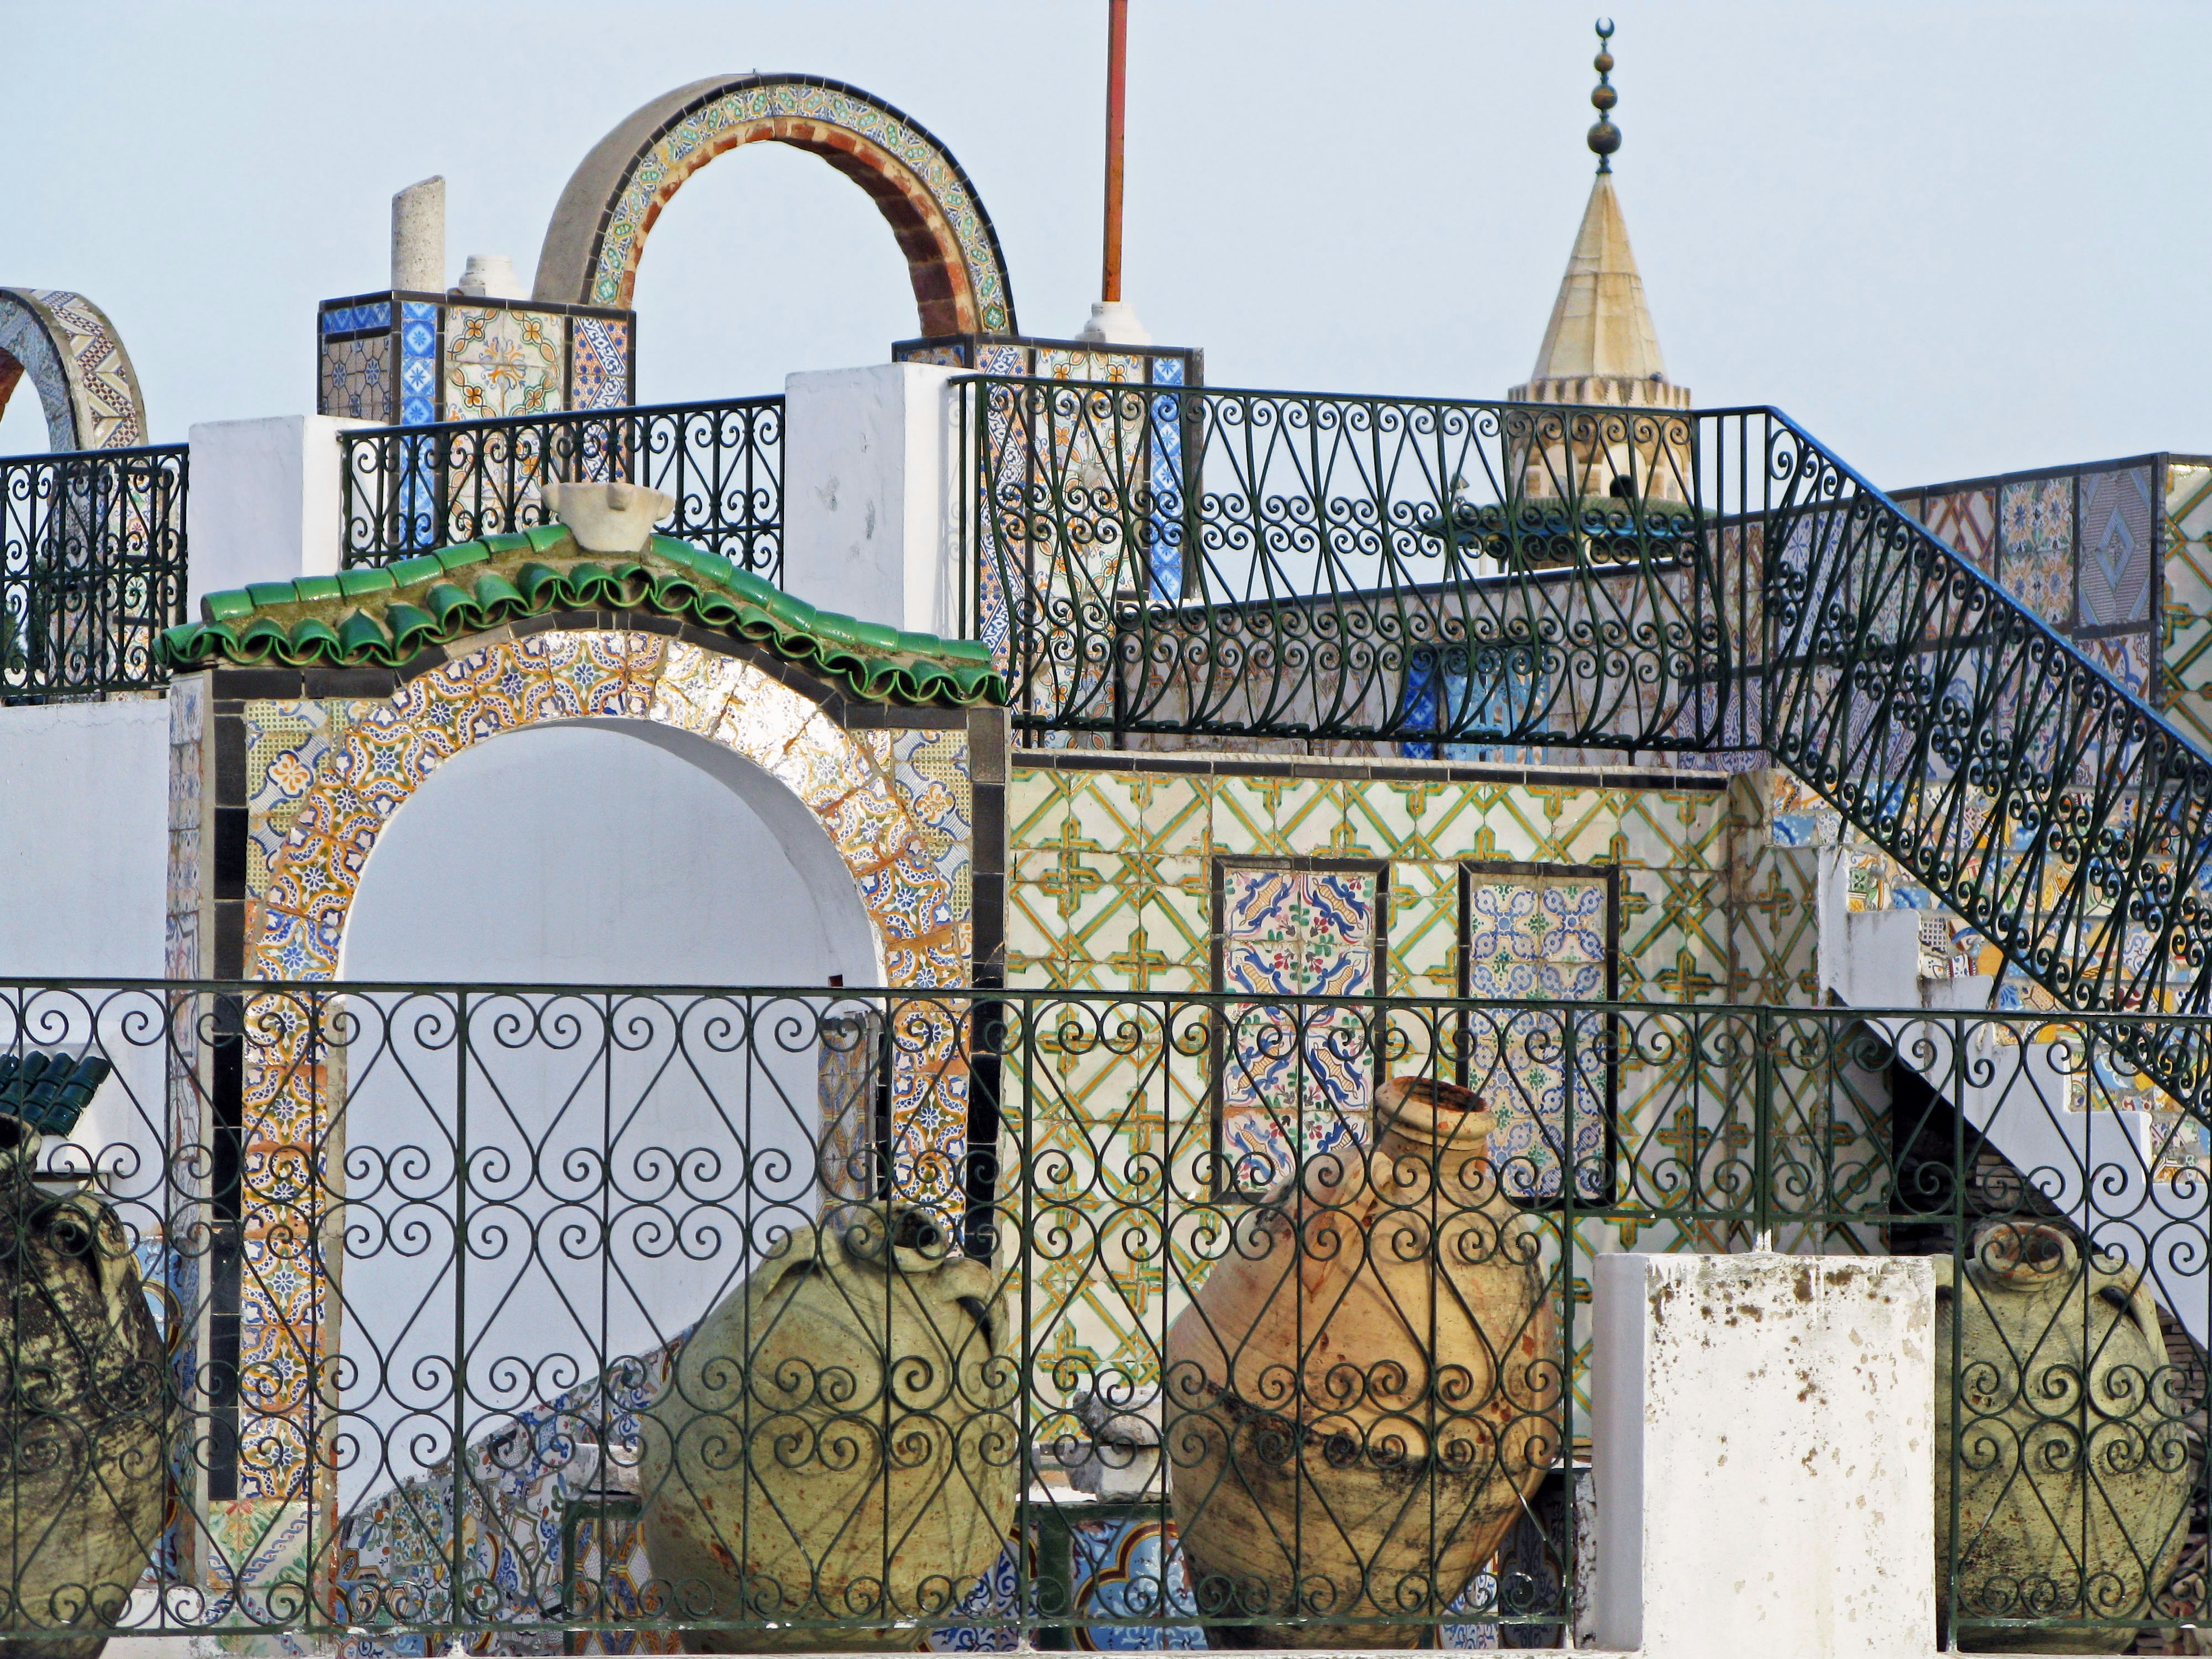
[1510,173,1687,411]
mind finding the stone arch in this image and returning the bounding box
[251,628,967,993]
[532,74,1017,336]
[0,288,147,450]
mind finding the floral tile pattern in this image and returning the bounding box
[570,317,630,411]
[445,306,563,420]
[1998,475,2075,628]
[1217,866,1381,1189]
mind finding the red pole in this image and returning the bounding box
[1101,0,1128,303]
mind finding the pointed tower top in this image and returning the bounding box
[1508,20,1688,412]
[1588,19,1620,173]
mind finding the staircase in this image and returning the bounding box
[1754,408,2212,1116]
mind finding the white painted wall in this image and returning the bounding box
[0,700,168,979]
[1594,1251,1937,1659]
[333,718,879,1506]
[185,414,372,602]
[782,362,960,636]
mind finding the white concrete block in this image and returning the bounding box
[1594,1252,1936,1659]
[185,414,373,605]
[782,363,961,639]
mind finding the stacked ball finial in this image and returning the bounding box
[1588,18,1621,171]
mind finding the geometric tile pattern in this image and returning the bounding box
[1005,759,1824,1401]
[1919,486,1997,577]
[0,287,147,449]
[398,302,438,427]
[582,79,1014,334]
[203,633,972,1537]
[2078,465,2155,629]
[444,305,563,421]
[570,316,630,411]
[318,334,392,425]
[2161,463,2212,751]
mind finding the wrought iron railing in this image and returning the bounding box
[338,397,783,578]
[0,980,2200,1650]
[0,444,187,698]
[959,377,2212,1115]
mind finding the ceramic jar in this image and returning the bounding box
[0,1109,169,1659]
[1936,1222,2194,1653]
[639,1205,1016,1653]
[1164,1077,1562,1648]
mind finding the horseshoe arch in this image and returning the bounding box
[533,73,1017,336]
[0,288,146,450]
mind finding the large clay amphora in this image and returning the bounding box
[0,1059,171,1659]
[1164,1077,1562,1648]
[639,1205,1016,1653]
[1935,1222,2193,1653]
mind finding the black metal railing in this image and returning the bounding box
[0,980,2199,1650]
[960,377,2212,1119]
[0,445,187,698]
[338,397,783,578]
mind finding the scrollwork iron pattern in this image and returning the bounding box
[957,376,1728,751]
[1753,409,2212,1123]
[339,399,783,579]
[0,982,2196,1649]
[0,445,186,698]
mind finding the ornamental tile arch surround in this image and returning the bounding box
[533,74,1016,335]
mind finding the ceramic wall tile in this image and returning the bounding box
[2078,466,2156,630]
[444,306,563,421]
[570,316,631,410]
[1921,486,1997,577]
[1998,475,2075,628]
[320,334,393,425]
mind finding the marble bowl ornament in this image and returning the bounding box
[1164,1076,1562,1648]
[638,1204,1017,1653]
[541,480,676,555]
[0,1052,170,1659]
[1935,1222,2194,1652]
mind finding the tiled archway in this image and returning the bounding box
[534,74,1016,335]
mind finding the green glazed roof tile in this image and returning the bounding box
[159,527,1006,709]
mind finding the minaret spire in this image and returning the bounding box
[1508,18,1687,414]
[1588,20,1620,173]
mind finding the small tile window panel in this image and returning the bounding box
[1213,861,1386,1196]
[1459,862,1618,1205]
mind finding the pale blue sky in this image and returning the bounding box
[2,1,2203,488]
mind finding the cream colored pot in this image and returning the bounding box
[638,1205,1016,1653]
[1936,1222,2194,1653]
[0,1125,169,1659]
[1164,1077,1562,1648]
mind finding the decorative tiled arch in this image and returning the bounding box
[0,287,146,449]
[251,629,969,991]
[533,74,1016,335]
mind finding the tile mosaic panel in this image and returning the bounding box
[1464,870,1610,1202]
[321,301,393,335]
[1920,486,1997,577]
[570,316,630,410]
[1004,762,1825,1402]
[2162,463,2212,743]
[1217,864,1381,1189]
[397,302,438,426]
[445,305,563,421]
[1998,475,2075,628]
[219,632,975,1531]
[319,334,393,425]
[2085,630,2153,701]
[2078,466,2156,630]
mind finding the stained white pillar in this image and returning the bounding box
[1593,1252,1936,1659]
[391,175,446,293]
[184,415,374,601]
[781,363,961,639]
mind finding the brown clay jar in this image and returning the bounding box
[1164,1077,1562,1647]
